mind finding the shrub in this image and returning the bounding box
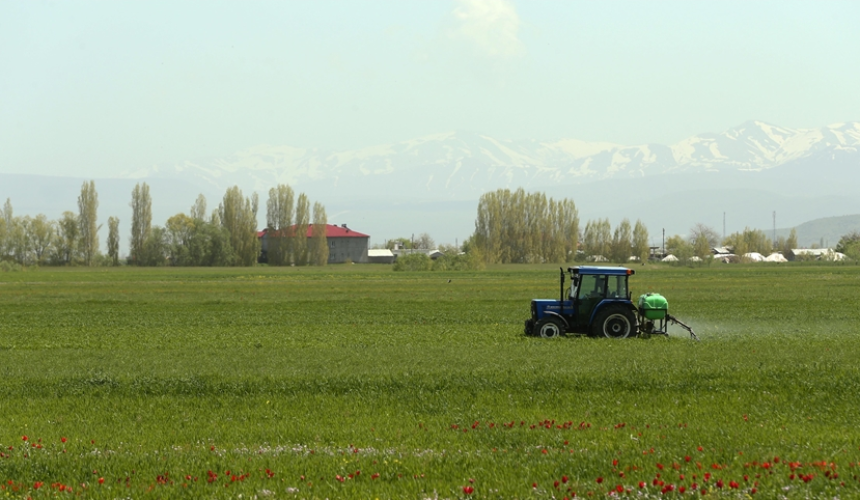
[432,252,484,271]
[0,260,23,272]
[392,253,432,271]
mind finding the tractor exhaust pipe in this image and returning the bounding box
[559,267,565,304]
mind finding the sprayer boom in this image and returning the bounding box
[666,314,699,341]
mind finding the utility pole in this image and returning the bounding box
[662,228,665,258]
[773,211,777,247]
[723,212,726,241]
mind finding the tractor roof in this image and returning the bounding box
[569,266,635,276]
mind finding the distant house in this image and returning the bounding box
[367,248,395,264]
[258,224,369,264]
[788,248,846,261]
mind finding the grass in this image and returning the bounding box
[1,263,859,498]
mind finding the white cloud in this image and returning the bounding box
[448,0,524,57]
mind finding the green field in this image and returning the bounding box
[1,263,860,498]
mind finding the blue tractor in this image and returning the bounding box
[524,266,699,339]
[525,266,637,338]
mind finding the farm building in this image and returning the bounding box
[764,252,788,263]
[367,249,396,264]
[258,224,370,264]
[788,248,846,261]
[743,252,766,262]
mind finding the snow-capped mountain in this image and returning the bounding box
[4,121,859,248]
[123,121,860,202]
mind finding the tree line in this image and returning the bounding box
[664,224,799,262]
[0,181,328,267]
[469,188,650,264]
[466,188,819,265]
[1,181,102,267]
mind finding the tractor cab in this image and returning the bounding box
[525,266,638,339]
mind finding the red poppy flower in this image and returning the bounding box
[463,486,474,495]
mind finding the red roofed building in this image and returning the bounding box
[258,224,370,264]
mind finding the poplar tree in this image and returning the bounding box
[77,180,99,266]
[610,218,633,263]
[784,228,798,254]
[293,193,310,265]
[7,216,29,264]
[265,184,295,265]
[29,214,54,265]
[472,188,579,264]
[560,199,580,262]
[583,218,612,260]
[55,211,79,265]
[190,194,207,221]
[692,232,711,259]
[219,186,259,266]
[130,183,152,265]
[0,198,10,260]
[632,219,650,263]
[107,216,120,266]
[594,219,612,260]
[309,201,329,266]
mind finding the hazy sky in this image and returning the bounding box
[2,0,859,178]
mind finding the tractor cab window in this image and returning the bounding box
[577,275,605,299]
[607,275,628,298]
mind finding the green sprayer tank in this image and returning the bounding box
[638,293,668,320]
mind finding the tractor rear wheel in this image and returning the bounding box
[535,317,564,338]
[592,306,637,339]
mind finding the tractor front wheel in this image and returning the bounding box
[592,307,637,339]
[535,317,564,338]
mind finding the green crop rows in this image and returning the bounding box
[1,263,860,498]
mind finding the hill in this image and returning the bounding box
[773,214,860,248]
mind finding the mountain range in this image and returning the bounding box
[2,120,859,248]
[123,121,860,201]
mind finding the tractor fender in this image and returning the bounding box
[588,300,637,326]
[543,311,570,329]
